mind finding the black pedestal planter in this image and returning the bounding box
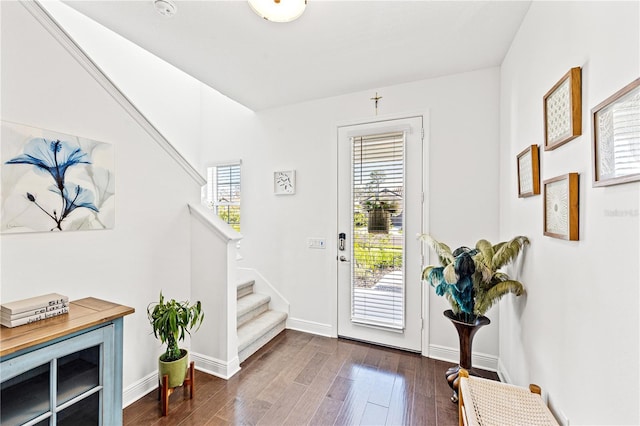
[443,309,490,402]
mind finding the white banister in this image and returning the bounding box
[188,203,243,242]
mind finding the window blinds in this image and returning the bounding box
[206,163,241,230]
[610,90,640,176]
[351,132,405,329]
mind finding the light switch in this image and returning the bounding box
[308,238,327,249]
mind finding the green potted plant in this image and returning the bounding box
[147,292,204,388]
[419,234,528,401]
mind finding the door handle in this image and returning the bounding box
[339,255,350,262]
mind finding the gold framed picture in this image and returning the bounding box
[592,78,640,187]
[516,145,540,197]
[543,173,579,241]
[544,67,582,151]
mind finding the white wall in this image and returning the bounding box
[11,1,635,422]
[499,2,639,424]
[189,206,241,378]
[201,67,503,361]
[37,0,504,365]
[40,0,256,176]
[0,1,201,400]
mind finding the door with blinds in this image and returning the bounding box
[337,116,423,352]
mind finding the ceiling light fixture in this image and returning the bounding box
[154,0,177,17]
[248,0,307,23]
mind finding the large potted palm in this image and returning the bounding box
[419,234,528,401]
[147,292,204,388]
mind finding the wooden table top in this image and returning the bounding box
[0,297,134,357]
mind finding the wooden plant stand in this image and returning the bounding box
[159,361,195,416]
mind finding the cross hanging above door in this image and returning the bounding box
[370,92,382,115]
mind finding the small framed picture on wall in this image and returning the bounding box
[592,78,640,187]
[274,170,296,195]
[543,173,579,241]
[544,67,582,151]
[516,145,540,197]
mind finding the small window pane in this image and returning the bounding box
[1,363,51,425]
[57,391,100,426]
[204,163,241,231]
[57,345,100,405]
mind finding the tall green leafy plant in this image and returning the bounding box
[419,235,528,323]
[147,292,204,362]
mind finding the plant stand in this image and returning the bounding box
[159,361,195,416]
[443,310,490,403]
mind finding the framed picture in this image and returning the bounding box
[1,121,115,233]
[592,78,640,187]
[544,67,582,151]
[516,145,540,197]
[274,170,295,195]
[543,173,579,241]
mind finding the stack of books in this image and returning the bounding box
[1,293,69,328]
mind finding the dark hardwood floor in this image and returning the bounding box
[125,330,496,425]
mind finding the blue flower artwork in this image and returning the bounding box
[1,121,115,233]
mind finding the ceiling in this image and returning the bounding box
[62,1,531,111]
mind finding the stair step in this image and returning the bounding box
[237,293,271,328]
[238,310,287,363]
[237,280,255,299]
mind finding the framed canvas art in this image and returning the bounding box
[544,67,582,151]
[543,173,579,241]
[1,121,115,233]
[592,78,640,187]
[517,145,540,197]
[274,170,295,195]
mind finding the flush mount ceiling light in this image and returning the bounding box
[154,0,177,17]
[248,0,307,23]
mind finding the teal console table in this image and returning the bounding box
[0,298,134,426]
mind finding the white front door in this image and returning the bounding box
[337,116,424,352]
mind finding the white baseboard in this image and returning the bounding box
[123,371,157,408]
[190,352,241,380]
[286,317,334,337]
[123,354,240,408]
[497,358,512,383]
[428,344,498,372]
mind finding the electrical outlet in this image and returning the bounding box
[307,238,326,249]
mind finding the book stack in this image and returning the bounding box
[1,293,69,328]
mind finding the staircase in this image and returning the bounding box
[237,280,288,363]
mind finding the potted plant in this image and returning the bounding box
[147,292,204,388]
[419,234,528,401]
[360,170,400,234]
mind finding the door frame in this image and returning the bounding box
[333,110,430,355]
